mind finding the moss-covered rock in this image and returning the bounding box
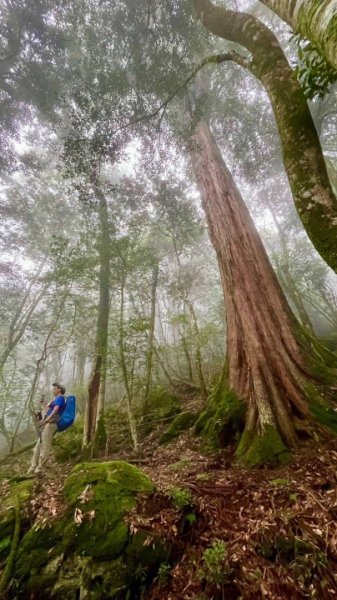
[159,411,198,444]
[13,461,167,599]
[62,461,153,560]
[0,478,33,540]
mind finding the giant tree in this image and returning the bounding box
[190,118,336,465]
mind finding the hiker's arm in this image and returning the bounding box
[43,406,59,425]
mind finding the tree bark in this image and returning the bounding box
[193,0,337,275]
[190,119,316,465]
[83,189,110,448]
[257,0,337,73]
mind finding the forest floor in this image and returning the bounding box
[1,428,337,600]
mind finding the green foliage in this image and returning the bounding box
[197,540,231,588]
[168,459,191,471]
[293,34,337,99]
[155,562,171,586]
[184,512,197,526]
[271,478,290,487]
[167,486,192,509]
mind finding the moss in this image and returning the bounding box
[0,479,33,539]
[13,462,165,599]
[195,380,245,450]
[15,524,61,580]
[61,461,153,559]
[309,401,337,435]
[159,411,197,444]
[236,425,290,467]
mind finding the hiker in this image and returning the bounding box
[28,383,66,474]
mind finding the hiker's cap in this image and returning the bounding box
[52,382,66,395]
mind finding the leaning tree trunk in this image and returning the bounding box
[193,0,337,275]
[83,190,110,448]
[258,0,337,73]
[190,119,325,466]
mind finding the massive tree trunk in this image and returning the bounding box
[193,0,337,275]
[258,0,337,73]
[190,119,324,466]
[83,190,110,448]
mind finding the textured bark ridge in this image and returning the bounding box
[259,0,337,73]
[190,120,320,465]
[193,0,337,275]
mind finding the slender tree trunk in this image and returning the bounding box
[181,319,194,382]
[143,263,159,410]
[190,119,319,465]
[265,204,315,335]
[193,0,337,274]
[258,0,337,73]
[275,264,315,336]
[75,343,86,385]
[83,190,110,448]
[185,299,208,399]
[119,276,138,451]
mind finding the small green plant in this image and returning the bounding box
[155,562,171,586]
[196,473,210,482]
[198,540,231,588]
[185,512,197,526]
[271,478,289,487]
[168,459,191,471]
[167,486,192,509]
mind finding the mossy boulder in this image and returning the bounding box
[14,461,167,599]
[159,411,198,444]
[62,461,154,559]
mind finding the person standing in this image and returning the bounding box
[28,383,66,474]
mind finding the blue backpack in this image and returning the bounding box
[57,395,76,432]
